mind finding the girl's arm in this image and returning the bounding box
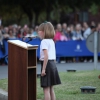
[41,49,48,76]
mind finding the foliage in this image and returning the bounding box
[89,3,99,15]
[38,11,47,24]
[0,5,27,25]
[0,0,100,25]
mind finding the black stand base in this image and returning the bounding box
[37,74,41,78]
[80,86,96,94]
[66,69,76,72]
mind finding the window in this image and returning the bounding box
[79,11,88,22]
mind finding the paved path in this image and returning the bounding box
[0,62,100,79]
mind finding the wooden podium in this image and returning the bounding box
[8,40,38,100]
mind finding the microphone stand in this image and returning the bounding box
[26,37,33,43]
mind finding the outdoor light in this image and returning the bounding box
[80,86,96,94]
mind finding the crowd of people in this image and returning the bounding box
[0,21,100,64]
[54,21,100,42]
[0,21,100,42]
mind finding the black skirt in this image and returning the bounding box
[40,60,61,88]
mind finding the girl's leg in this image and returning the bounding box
[50,86,56,100]
[43,87,51,100]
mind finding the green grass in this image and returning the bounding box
[0,78,8,91]
[0,70,100,100]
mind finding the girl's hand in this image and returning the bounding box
[41,69,46,76]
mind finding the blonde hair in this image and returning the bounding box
[38,22,55,39]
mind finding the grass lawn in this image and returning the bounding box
[0,70,100,100]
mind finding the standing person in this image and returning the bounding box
[38,22,61,100]
[62,23,67,35]
[33,25,38,36]
[83,22,91,39]
[53,23,62,42]
[0,17,2,26]
[8,29,16,39]
[73,24,84,40]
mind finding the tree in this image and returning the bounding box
[0,0,100,26]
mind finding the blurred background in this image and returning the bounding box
[0,0,100,65]
[0,0,100,26]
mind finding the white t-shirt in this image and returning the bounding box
[83,28,91,39]
[0,20,1,26]
[40,39,56,61]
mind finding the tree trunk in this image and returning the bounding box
[46,8,50,21]
[34,11,39,25]
[21,5,33,27]
[28,14,33,27]
[17,14,22,25]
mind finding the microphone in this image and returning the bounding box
[24,35,38,39]
[22,35,39,42]
[24,35,39,43]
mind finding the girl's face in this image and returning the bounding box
[38,31,44,39]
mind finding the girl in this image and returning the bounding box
[38,22,61,100]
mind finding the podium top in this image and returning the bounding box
[8,40,38,49]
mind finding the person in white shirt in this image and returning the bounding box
[83,22,91,39]
[83,22,92,62]
[25,28,35,37]
[72,24,84,40]
[38,21,61,100]
[0,17,2,26]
